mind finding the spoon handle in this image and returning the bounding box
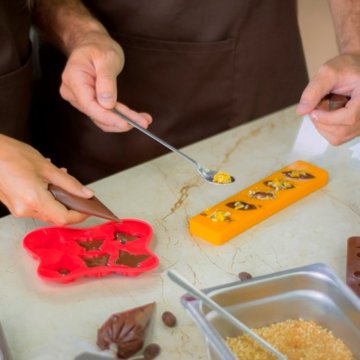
[167,270,287,360]
[112,109,198,167]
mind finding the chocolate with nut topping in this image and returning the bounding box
[248,190,275,200]
[264,178,294,191]
[227,201,256,211]
[282,170,314,179]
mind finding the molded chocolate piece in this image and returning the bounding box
[97,302,155,359]
[114,232,138,244]
[248,190,275,200]
[282,170,314,179]
[82,254,110,268]
[76,239,104,251]
[115,251,150,267]
[346,236,360,297]
[263,178,294,191]
[226,201,256,211]
[48,184,120,222]
[316,93,349,111]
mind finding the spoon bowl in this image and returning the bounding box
[197,166,235,185]
[113,109,235,185]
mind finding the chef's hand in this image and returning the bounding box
[60,30,152,132]
[0,134,93,225]
[296,53,360,145]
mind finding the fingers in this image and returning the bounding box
[296,68,337,116]
[1,183,89,225]
[46,164,93,199]
[296,54,360,144]
[310,97,360,145]
[95,58,120,110]
[61,75,152,132]
[113,103,153,128]
[35,189,89,225]
[59,33,153,132]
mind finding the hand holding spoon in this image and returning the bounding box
[112,109,235,185]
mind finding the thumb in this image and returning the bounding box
[296,84,326,116]
[95,64,119,109]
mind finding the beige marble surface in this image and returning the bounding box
[1,106,360,359]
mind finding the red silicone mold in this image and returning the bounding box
[23,219,159,283]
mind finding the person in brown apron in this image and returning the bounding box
[0,0,93,223]
[32,0,309,184]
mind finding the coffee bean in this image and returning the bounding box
[143,343,161,359]
[161,311,177,327]
[238,272,252,281]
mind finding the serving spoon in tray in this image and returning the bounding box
[112,109,235,185]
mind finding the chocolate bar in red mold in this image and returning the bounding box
[346,236,360,297]
[23,220,159,283]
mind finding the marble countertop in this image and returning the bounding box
[1,106,360,359]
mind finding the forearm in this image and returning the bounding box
[329,0,360,53]
[31,0,108,55]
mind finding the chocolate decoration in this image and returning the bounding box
[48,184,120,222]
[282,170,314,179]
[226,201,256,211]
[248,190,275,200]
[82,253,110,268]
[206,210,233,222]
[316,93,349,111]
[76,239,104,251]
[115,251,149,267]
[263,179,294,191]
[346,236,360,297]
[114,232,138,244]
[97,302,155,359]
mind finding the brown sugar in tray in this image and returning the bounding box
[226,319,354,360]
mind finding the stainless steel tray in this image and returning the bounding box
[181,263,360,360]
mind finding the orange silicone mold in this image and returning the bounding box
[23,219,159,283]
[189,160,328,245]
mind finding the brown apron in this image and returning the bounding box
[0,0,32,141]
[32,0,308,184]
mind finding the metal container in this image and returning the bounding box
[181,263,360,360]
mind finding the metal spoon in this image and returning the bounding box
[167,270,287,360]
[112,109,235,185]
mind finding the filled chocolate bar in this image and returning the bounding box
[189,160,328,245]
